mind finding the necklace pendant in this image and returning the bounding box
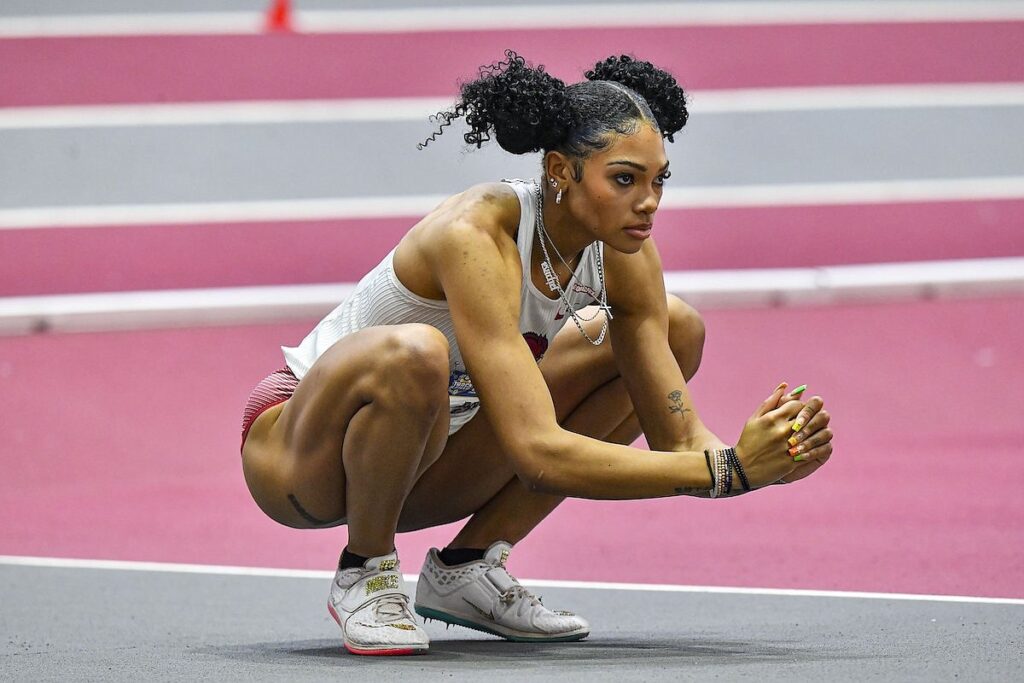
[541,261,560,292]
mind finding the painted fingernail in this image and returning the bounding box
[794,455,806,462]
[792,421,804,432]
[790,384,807,395]
[789,446,799,456]
[788,435,799,447]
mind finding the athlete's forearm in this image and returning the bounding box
[638,399,727,460]
[520,429,713,500]
[637,387,710,452]
[669,418,727,454]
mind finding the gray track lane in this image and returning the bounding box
[3,564,1022,681]
[3,106,1023,208]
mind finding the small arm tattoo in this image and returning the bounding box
[674,486,710,497]
[667,390,691,418]
[674,486,754,498]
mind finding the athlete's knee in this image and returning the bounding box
[666,294,706,379]
[373,324,450,409]
[667,295,705,344]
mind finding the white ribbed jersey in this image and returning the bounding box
[281,179,607,435]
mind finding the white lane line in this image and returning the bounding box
[0,282,358,335]
[0,97,454,130]
[692,83,1024,113]
[4,84,1024,130]
[3,2,1024,37]
[0,555,331,580]
[2,258,1022,335]
[2,555,1021,606]
[0,195,449,230]
[0,12,261,37]
[2,177,1023,231]
[300,2,1024,32]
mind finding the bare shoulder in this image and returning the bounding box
[402,182,520,255]
[433,182,519,243]
[395,182,523,299]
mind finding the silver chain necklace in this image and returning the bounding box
[533,181,612,346]
[539,213,578,274]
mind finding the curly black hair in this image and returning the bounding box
[585,55,688,143]
[419,50,689,168]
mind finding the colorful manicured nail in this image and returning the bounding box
[793,455,806,462]
[790,384,807,395]
[792,421,804,432]
[789,444,804,456]
[788,435,800,447]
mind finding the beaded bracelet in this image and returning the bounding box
[706,448,730,498]
[725,447,751,492]
[703,450,716,494]
[706,447,749,497]
[710,449,720,498]
[722,449,733,495]
[704,449,718,498]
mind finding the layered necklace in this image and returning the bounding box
[533,180,612,346]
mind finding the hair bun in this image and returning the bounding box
[461,51,573,154]
[585,55,688,141]
[420,51,573,154]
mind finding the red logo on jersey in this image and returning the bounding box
[572,283,600,299]
[522,332,549,361]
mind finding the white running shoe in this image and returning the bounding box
[414,541,590,642]
[327,551,429,656]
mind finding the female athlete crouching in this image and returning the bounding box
[240,51,834,655]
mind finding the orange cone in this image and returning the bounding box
[265,0,294,32]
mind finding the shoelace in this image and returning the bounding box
[371,593,415,623]
[497,579,543,618]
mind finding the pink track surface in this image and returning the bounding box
[3,22,1024,106]
[2,296,1022,598]
[5,199,1023,296]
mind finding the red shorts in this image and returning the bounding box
[240,366,299,451]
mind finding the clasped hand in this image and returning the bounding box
[735,382,834,488]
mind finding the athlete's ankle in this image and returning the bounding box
[437,546,486,566]
[338,546,381,570]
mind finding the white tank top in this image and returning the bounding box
[281,179,607,435]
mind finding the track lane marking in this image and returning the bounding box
[4,177,1024,230]
[3,2,1024,38]
[3,84,1024,130]
[2,554,1021,605]
[2,257,1022,335]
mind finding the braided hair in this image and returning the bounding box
[420,50,688,177]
